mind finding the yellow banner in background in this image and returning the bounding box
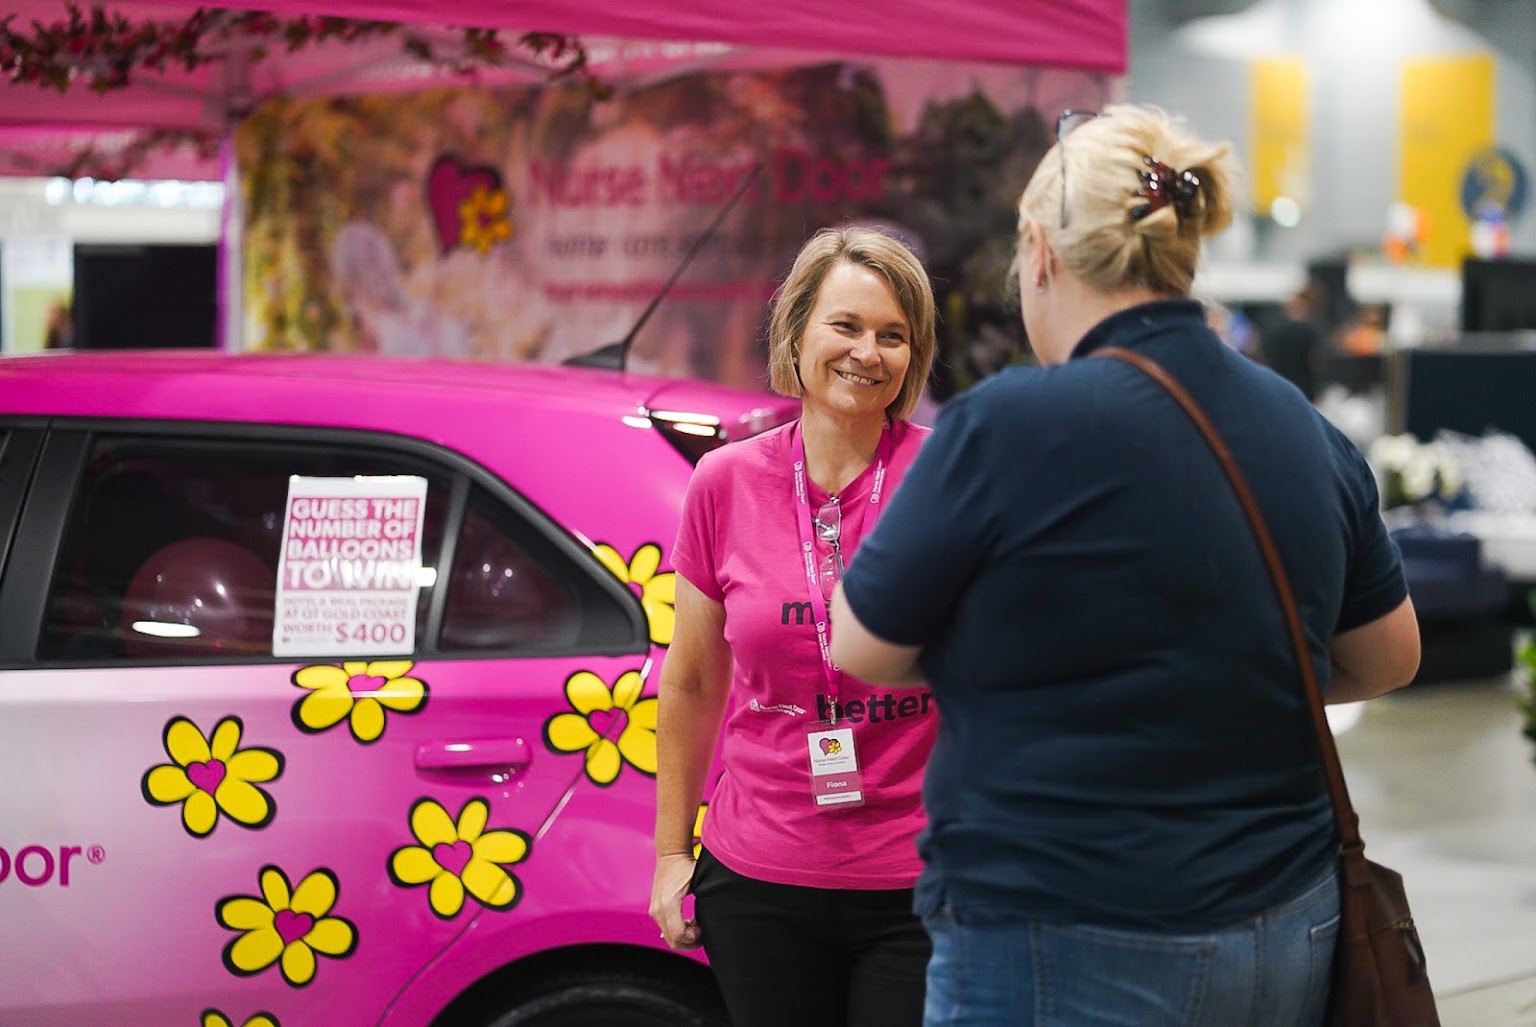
[1250,57,1310,216]
[1399,53,1494,267]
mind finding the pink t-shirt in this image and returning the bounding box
[672,418,935,889]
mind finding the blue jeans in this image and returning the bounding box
[922,865,1339,1026]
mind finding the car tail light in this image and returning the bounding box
[648,404,798,465]
[649,410,726,465]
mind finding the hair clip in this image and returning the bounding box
[1132,157,1201,222]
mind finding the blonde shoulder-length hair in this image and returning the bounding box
[766,226,936,421]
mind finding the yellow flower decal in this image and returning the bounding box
[217,866,357,988]
[594,543,676,646]
[201,1011,280,1027]
[543,669,658,786]
[141,716,283,838]
[693,803,708,859]
[291,661,428,745]
[388,798,531,919]
[458,185,512,254]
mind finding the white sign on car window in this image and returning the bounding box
[273,475,429,657]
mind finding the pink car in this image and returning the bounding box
[0,351,797,1027]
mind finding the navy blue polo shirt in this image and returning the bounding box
[841,300,1407,930]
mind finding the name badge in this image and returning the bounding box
[806,727,865,809]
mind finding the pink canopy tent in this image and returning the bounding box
[0,0,1125,179]
[0,0,1126,353]
[6,0,1127,70]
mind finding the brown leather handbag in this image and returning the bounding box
[1095,346,1441,1026]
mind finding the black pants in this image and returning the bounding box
[691,846,930,1027]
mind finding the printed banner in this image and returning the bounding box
[1249,57,1309,215]
[273,475,428,657]
[237,59,1110,401]
[1399,53,1494,268]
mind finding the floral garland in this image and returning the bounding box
[0,4,605,178]
[2,127,221,181]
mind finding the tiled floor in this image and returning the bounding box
[1334,672,1536,1026]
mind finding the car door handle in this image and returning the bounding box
[415,738,531,782]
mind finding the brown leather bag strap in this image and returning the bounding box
[1092,346,1365,855]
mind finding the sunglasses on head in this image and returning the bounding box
[1054,109,1203,229]
[1055,108,1099,230]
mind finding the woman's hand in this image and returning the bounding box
[650,852,702,950]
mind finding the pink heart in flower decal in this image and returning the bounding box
[433,840,474,877]
[187,759,226,793]
[819,738,835,755]
[588,708,624,736]
[426,155,505,254]
[274,909,314,946]
[346,673,388,695]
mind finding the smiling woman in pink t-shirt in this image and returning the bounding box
[650,226,938,1027]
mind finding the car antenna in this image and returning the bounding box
[563,160,764,372]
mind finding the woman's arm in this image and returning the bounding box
[1326,595,1421,703]
[830,581,925,687]
[651,576,733,949]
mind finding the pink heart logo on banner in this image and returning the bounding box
[426,155,504,254]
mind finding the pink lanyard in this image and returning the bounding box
[791,419,894,706]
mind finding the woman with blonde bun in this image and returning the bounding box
[830,105,1420,1026]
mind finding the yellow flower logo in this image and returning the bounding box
[141,716,283,838]
[217,866,357,988]
[458,185,512,254]
[202,1011,280,1027]
[543,669,658,785]
[594,543,676,646]
[291,661,428,745]
[388,798,531,919]
[693,803,708,859]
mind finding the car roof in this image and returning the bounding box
[0,350,782,436]
[2,350,650,403]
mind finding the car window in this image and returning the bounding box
[39,436,450,662]
[438,483,639,653]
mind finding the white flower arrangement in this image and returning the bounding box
[1366,433,1463,509]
